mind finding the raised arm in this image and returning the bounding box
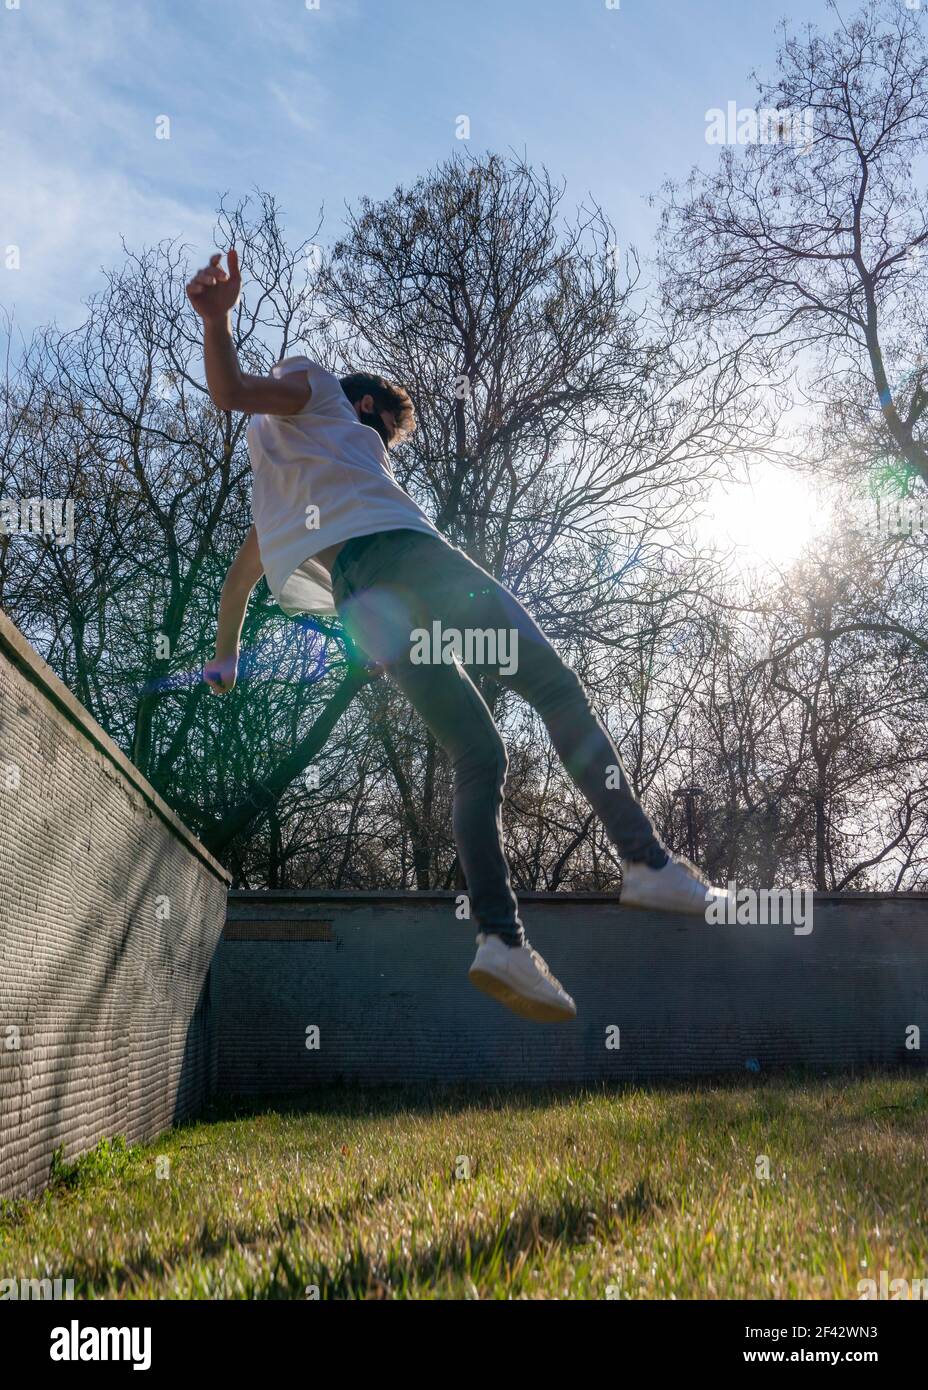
[204,523,265,695]
[186,249,311,415]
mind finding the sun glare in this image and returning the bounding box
[703,466,826,572]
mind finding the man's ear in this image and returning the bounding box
[358,393,375,415]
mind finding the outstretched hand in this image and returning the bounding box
[204,649,239,695]
[186,249,242,321]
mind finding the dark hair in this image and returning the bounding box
[339,372,416,445]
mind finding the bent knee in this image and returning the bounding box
[455,731,508,786]
[525,656,587,716]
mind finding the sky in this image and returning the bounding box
[1,0,844,561]
[2,0,839,334]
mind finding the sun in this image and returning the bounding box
[703,465,826,572]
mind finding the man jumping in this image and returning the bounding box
[189,249,726,1024]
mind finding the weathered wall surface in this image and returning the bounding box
[0,611,230,1199]
[216,889,928,1089]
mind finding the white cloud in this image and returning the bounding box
[268,79,325,137]
[0,148,213,332]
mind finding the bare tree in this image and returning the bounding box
[314,151,769,887]
[659,0,928,493]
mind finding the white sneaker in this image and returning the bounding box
[468,933,577,1022]
[620,855,729,917]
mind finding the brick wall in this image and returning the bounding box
[0,611,229,1199]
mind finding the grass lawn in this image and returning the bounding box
[2,1072,926,1300]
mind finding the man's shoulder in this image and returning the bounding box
[272,356,337,383]
[272,358,351,414]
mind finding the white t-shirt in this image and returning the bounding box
[246,357,441,616]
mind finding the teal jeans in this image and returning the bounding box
[332,529,668,942]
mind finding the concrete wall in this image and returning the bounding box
[216,889,928,1089]
[0,611,230,1199]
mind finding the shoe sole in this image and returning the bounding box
[468,966,577,1022]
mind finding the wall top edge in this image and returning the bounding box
[0,607,231,885]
